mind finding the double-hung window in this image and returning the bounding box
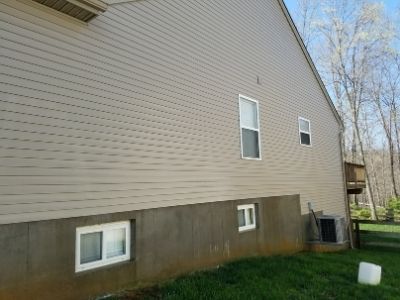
[76,221,131,272]
[237,204,257,232]
[239,95,261,159]
[298,117,312,146]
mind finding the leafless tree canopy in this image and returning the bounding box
[293,0,400,218]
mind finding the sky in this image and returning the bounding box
[283,0,400,16]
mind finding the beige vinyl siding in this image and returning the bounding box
[0,0,346,224]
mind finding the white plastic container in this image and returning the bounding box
[358,262,382,285]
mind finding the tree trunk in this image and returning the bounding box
[354,121,378,220]
[389,141,399,198]
[351,127,359,205]
[394,118,400,196]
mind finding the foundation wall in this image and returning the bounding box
[0,194,304,300]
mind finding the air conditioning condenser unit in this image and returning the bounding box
[318,215,347,243]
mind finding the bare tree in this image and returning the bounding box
[316,1,396,218]
[293,0,399,219]
[294,0,320,48]
[369,53,400,198]
[361,110,382,204]
[295,0,400,220]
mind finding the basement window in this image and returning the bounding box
[298,117,312,146]
[239,95,261,159]
[75,221,130,272]
[237,204,256,232]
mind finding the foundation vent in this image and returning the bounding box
[318,215,346,243]
[32,0,107,22]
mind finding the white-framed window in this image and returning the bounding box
[75,221,131,272]
[239,95,261,159]
[237,204,257,232]
[298,117,312,146]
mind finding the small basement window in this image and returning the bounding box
[239,95,261,159]
[237,204,256,232]
[298,117,312,146]
[76,221,130,272]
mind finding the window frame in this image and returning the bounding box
[298,116,312,147]
[237,204,257,232]
[75,221,131,272]
[239,95,262,160]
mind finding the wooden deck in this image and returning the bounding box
[345,162,366,194]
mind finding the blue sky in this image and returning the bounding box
[283,0,400,16]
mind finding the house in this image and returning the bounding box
[0,0,349,299]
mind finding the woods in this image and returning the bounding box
[292,0,400,219]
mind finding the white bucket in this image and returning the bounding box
[358,262,382,285]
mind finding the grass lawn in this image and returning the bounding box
[110,245,400,300]
[359,223,400,249]
[360,223,400,233]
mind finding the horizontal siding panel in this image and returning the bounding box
[1,1,322,111]
[0,107,237,146]
[0,122,235,151]
[0,184,344,213]
[0,0,347,223]
[0,187,272,207]
[0,181,289,195]
[0,15,242,105]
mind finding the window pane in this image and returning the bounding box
[247,208,254,225]
[106,228,127,258]
[80,232,102,264]
[299,119,310,133]
[242,129,260,158]
[238,209,246,227]
[300,132,311,145]
[240,99,258,129]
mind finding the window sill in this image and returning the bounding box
[300,143,313,148]
[241,157,262,161]
[75,257,134,275]
[238,226,257,233]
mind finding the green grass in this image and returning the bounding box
[112,246,400,300]
[359,223,400,247]
[359,223,400,233]
[361,232,400,244]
